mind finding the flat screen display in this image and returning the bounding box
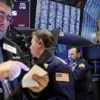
[35,0,81,35]
[51,0,85,8]
[56,44,67,62]
[11,0,30,28]
[83,46,100,59]
[81,0,100,42]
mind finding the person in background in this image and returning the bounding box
[0,0,49,100]
[68,47,93,100]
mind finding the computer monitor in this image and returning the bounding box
[11,0,31,28]
[51,0,86,8]
[35,0,81,35]
[81,0,100,43]
[56,43,67,62]
[82,46,100,59]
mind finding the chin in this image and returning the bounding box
[32,55,34,57]
[32,53,35,57]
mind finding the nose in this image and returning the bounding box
[68,56,71,59]
[0,19,8,25]
[68,55,71,59]
[29,45,32,50]
[0,21,3,25]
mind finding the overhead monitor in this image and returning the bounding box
[81,0,100,43]
[82,46,100,59]
[11,0,30,28]
[51,0,86,8]
[35,0,81,35]
[56,43,67,62]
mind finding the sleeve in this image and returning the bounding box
[72,59,89,81]
[48,62,75,100]
[22,88,40,99]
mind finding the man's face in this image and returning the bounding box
[30,35,40,58]
[0,2,12,40]
[68,48,80,62]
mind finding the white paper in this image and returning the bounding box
[22,64,47,88]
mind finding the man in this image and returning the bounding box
[0,0,49,100]
[26,29,75,100]
[68,47,90,100]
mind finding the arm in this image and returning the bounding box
[72,59,89,81]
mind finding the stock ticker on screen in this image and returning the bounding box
[11,0,30,28]
[81,0,100,43]
[35,0,81,35]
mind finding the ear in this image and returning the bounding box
[77,52,81,57]
[38,40,43,47]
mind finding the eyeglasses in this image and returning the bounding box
[0,12,13,24]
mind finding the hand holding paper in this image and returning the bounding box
[22,64,48,88]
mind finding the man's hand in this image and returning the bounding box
[28,74,49,92]
[0,60,29,81]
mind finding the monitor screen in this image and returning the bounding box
[81,0,100,43]
[56,44,67,62]
[82,46,100,59]
[35,0,81,35]
[51,0,85,8]
[11,0,30,28]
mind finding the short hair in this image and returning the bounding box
[69,46,81,53]
[0,0,13,8]
[32,29,54,48]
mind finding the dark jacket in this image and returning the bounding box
[70,58,89,100]
[25,55,75,100]
[0,39,38,100]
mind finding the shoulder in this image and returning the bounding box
[48,56,70,71]
[52,56,69,70]
[78,58,89,69]
[78,58,88,64]
[48,56,67,66]
[55,56,67,65]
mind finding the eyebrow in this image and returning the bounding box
[0,11,11,17]
[0,11,5,14]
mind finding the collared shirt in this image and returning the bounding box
[70,61,77,71]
